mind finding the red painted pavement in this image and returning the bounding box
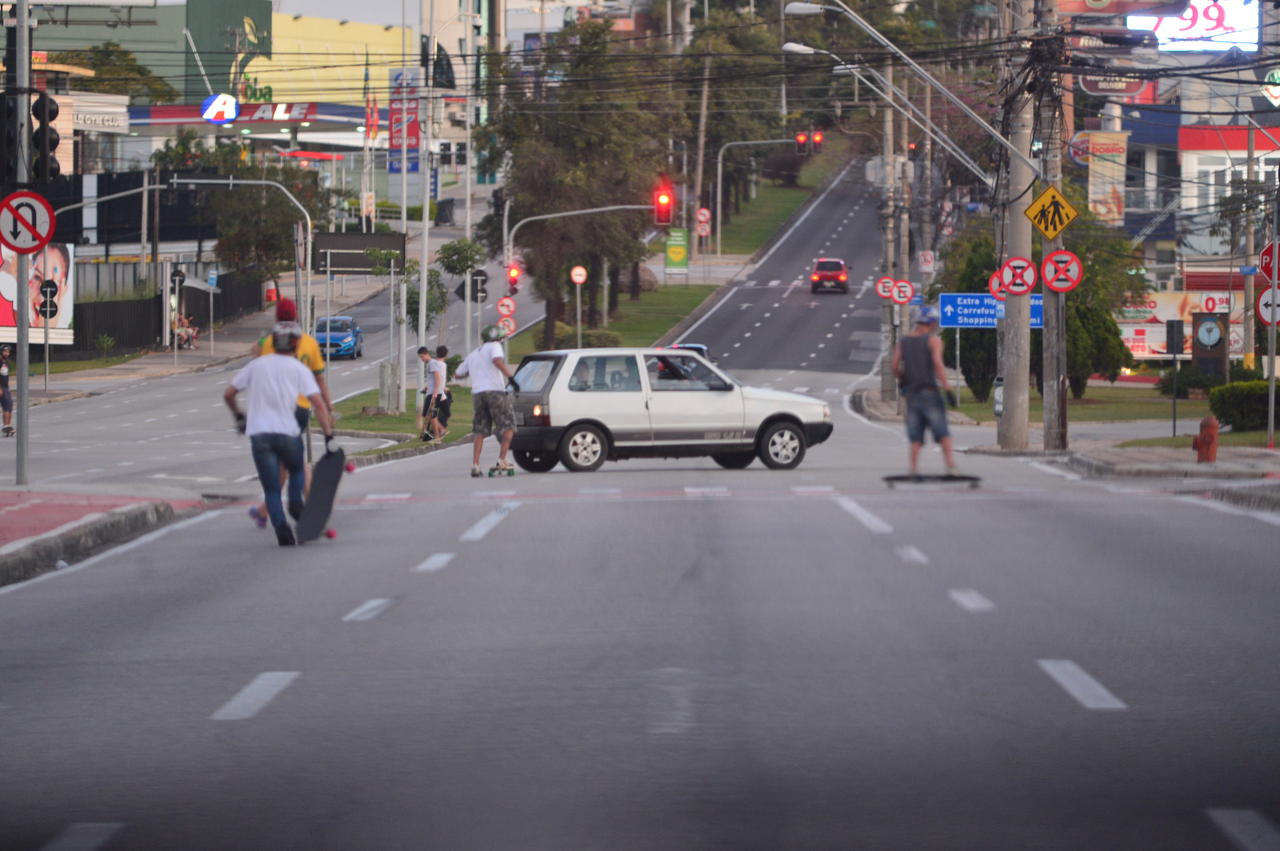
[0,492,202,552]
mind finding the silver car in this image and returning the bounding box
[508,347,833,472]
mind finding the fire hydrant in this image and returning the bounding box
[1192,415,1219,463]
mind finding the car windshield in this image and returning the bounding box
[316,320,351,334]
[513,357,558,394]
[815,261,844,272]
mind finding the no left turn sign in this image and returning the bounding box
[496,296,517,317]
[1000,256,1037,296]
[0,190,56,255]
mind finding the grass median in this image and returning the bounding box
[1118,431,1273,449]
[955,384,1211,425]
[335,387,474,457]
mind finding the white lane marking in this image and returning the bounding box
[186,408,199,413]
[144,418,158,423]
[1037,659,1127,710]
[210,671,299,721]
[459,501,521,542]
[744,332,752,338]
[674,288,738,344]
[1176,495,1280,528]
[826,332,834,338]
[792,485,835,495]
[1028,461,1081,481]
[754,321,762,327]
[649,667,696,734]
[415,552,456,572]
[792,386,810,393]
[949,589,996,612]
[365,493,413,501]
[38,822,124,851]
[342,598,394,622]
[685,486,729,497]
[476,489,517,498]
[894,545,929,565]
[835,496,893,534]
[764,312,772,318]
[755,160,855,267]
[767,279,780,287]
[734,342,741,348]
[1207,809,1280,851]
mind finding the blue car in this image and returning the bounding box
[314,316,364,359]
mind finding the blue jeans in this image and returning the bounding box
[905,387,950,444]
[250,433,305,529]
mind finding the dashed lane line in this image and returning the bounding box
[459,501,521,542]
[1206,808,1280,851]
[894,545,929,565]
[210,671,299,721]
[415,552,456,572]
[949,589,996,612]
[835,496,893,534]
[1037,659,1127,710]
[38,822,124,851]
[342,598,395,622]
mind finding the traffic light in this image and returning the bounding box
[30,92,59,183]
[653,181,674,226]
[0,93,17,185]
[811,130,824,154]
[795,131,809,156]
[506,263,521,296]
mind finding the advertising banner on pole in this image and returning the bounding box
[665,228,689,275]
[1087,131,1129,226]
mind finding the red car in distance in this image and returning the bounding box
[810,258,849,294]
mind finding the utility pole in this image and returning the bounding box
[419,0,434,389]
[880,61,897,402]
[998,0,1034,451]
[922,84,934,260]
[1042,0,1067,450]
[691,54,711,264]
[1245,127,1256,370]
[898,78,911,337]
[12,0,30,484]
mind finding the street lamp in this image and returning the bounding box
[783,1,1038,175]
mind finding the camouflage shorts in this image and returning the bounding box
[472,390,516,437]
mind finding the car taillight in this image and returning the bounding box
[811,274,820,281]
[838,273,847,282]
[531,403,550,427]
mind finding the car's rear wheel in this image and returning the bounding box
[712,451,754,470]
[757,421,806,470]
[559,424,608,472]
[513,449,558,472]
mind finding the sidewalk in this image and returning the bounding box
[850,388,1280,509]
[0,275,390,588]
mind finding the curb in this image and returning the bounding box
[1065,452,1269,479]
[349,434,470,468]
[0,501,178,588]
[653,284,735,348]
[1207,482,1280,512]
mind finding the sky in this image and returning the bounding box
[157,0,411,29]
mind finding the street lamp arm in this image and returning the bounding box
[785,0,1040,175]
[717,138,796,256]
[55,185,156,215]
[505,204,650,270]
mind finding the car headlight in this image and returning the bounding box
[822,405,831,421]
[342,335,353,343]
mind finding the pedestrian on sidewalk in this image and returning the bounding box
[891,306,959,477]
[0,345,12,437]
[225,322,336,546]
[417,345,451,443]
[454,326,517,477]
[247,298,332,527]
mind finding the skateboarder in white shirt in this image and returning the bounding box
[455,325,517,477]
[224,323,336,545]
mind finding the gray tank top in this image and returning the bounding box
[900,334,936,394]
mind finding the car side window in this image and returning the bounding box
[646,355,721,391]
[568,356,641,392]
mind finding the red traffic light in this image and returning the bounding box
[653,183,674,226]
[795,132,810,155]
[812,130,824,153]
[507,264,521,282]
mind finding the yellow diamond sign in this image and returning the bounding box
[1025,185,1078,241]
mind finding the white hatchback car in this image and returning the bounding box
[508,348,833,472]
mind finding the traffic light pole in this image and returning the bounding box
[716,139,792,256]
[12,0,30,485]
[504,204,649,286]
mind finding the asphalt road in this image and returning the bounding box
[3,165,1279,850]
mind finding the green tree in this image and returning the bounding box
[937,226,999,401]
[49,42,178,104]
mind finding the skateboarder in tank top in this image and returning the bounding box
[891,306,959,477]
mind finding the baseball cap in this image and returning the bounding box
[918,305,940,325]
[275,298,298,322]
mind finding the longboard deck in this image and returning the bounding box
[297,448,345,542]
[884,474,981,490]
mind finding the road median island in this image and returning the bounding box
[0,500,178,588]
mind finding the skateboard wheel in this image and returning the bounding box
[344,462,356,473]
[324,528,337,539]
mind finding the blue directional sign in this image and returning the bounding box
[388,149,420,174]
[939,292,1043,329]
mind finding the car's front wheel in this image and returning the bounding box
[513,449,558,472]
[559,424,608,472]
[757,421,806,470]
[712,451,754,470]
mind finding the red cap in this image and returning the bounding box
[275,298,297,321]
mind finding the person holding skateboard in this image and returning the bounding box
[891,306,959,478]
[225,322,336,546]
[0,345,13,437]
[455,325,517,477]
[417,345,451,443]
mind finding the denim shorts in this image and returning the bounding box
[905,388,950,444]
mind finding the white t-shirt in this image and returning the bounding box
[426,358,447,397]
[231,353,321,437]
[457,341,507,393]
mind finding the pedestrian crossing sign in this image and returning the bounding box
[1025,186,1078,240]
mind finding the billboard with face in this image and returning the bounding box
[0,244,75,345]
